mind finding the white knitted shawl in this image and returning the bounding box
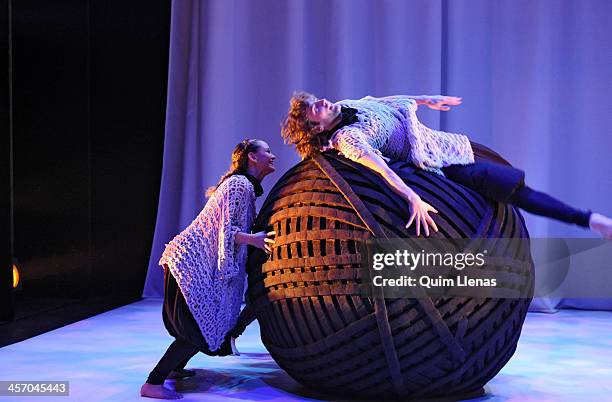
[159,175,256,351]
[331,96,474,174]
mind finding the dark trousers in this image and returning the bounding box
[228,303,256,339]
[146,305,254,385]
[146,339,199,385]
[442,161,591,228]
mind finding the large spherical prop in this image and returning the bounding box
[246,144,533,399]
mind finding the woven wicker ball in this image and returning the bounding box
[246,144,534,399]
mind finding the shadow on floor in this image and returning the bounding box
[171,359,486,402]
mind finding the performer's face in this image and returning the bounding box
[306,98,341,132]
[248,140,276,176]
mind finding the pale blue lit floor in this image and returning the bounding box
[1,299,611,402]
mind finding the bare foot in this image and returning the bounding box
[140,383,183,399]
[230,337,240,356]
[589,213,612,239]
[167,369,196,380]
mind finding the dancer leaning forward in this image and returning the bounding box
[141,139,277,399]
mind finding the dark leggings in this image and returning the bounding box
[507,185,591,228]
[146,339,199,385]
[442,162,591,228]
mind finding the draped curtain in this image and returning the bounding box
[143,0,612,311]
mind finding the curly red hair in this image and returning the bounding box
[280,91,327,159]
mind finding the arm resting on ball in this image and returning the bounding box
[354,152,439,236]
[355,151,419,203]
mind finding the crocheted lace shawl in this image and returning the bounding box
[331,96,474,174]
[159,175,256,351]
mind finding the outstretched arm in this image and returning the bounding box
[375,95,429,105]
[355,151,439,237]
[369,95,462,111]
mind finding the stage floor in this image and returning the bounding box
[1,298,611,401]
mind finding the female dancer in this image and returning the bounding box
[141,139,276,399]
[281,92,612,238]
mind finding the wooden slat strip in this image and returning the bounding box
[262,253,362,272]
[274,228,370,245]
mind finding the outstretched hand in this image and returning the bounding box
[423,95,462,111]
[406,197,439,237]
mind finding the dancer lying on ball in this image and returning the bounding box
[141,139,276,400]
[281,92,612,238]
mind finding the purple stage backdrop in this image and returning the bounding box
[143,0,612,311]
